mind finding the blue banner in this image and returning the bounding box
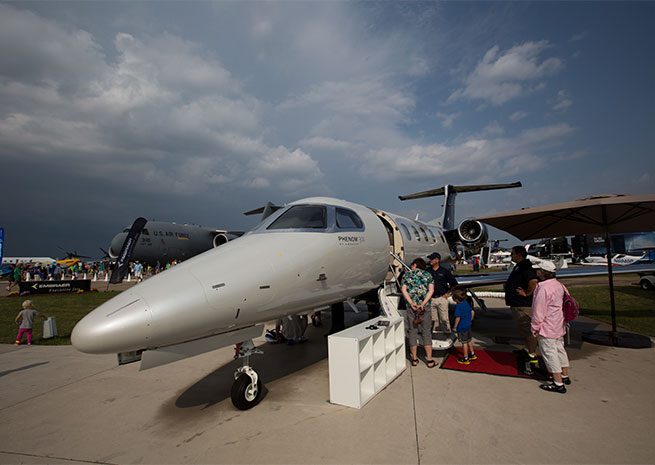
[0,227,4,263]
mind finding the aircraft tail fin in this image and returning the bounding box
[399,182,522,230]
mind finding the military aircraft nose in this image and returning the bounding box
[108,232,127,258]
[71,291,152,354]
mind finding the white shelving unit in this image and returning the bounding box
[328,315,406,409]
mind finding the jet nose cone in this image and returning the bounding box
[72,292,152,354]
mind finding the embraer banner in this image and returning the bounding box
[19,280,91,295]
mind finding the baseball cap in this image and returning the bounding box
[427,252,441,261]
[534,260,556,273]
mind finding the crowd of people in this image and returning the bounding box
[3,259,184,290]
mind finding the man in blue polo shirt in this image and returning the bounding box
[425,252,458,333]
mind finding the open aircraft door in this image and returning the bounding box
[370,209,407,280]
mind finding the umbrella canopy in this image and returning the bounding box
[476,193,655,241]
[476,193,655,348]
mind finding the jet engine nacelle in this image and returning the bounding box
[213,233,229,248]
[456,218,488,252]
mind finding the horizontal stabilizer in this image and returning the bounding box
[398,182,522,201]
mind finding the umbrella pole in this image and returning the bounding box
[602,208,618,346]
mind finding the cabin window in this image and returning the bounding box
[267,205,327,230]
[419,227,429,242]
[400,224,411,241]
[411,226,421,241]
[336,208,364,230]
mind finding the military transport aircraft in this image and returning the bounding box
[71,182,654,410]
[108,220,244,265]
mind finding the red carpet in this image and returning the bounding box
[440,348,548,380]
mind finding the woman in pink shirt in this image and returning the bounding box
[531,261,571,393]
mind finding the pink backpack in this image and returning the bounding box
[561,284,579,323]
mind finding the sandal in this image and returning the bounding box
[411,359,419,366]
[426,359,436,368]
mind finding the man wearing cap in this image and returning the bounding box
[505,246,539,365]
[425,252,458,333]
[530,260,571,393]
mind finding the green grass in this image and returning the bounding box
[570,286,655,337]
[1,292,119,345]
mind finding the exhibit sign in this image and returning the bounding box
[19,279,91,295]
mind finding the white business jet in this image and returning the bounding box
[72,183,521,409]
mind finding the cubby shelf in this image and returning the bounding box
[328,316,406,409]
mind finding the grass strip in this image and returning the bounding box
[1,292,119,345]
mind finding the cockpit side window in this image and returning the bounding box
[411,225,421,241]
[419,227,428,242]
[428,229,436,242]
[267,205,327,230]
[336,207,364,230]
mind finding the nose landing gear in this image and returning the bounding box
[231,340,264,410]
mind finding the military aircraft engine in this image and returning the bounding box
[212,233,229,247]
[456,218,488,251]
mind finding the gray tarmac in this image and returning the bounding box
[1,296,654,464]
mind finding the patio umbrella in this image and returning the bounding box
[476,193,655,348]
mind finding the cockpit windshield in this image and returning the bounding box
[267,205,327,230]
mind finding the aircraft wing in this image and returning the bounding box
[455,263,655,288]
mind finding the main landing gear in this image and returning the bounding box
[231,340,264,410]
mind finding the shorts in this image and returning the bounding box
[405,308,433,347]
[538,336,569,374]
[511,306,533,338]
[457,329,472,343]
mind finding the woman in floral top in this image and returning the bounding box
[401,258,436,368]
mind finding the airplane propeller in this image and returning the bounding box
[58,247,91,260]
[99,248,111,260]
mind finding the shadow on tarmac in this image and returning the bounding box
[0,361,49,377]
[169,311,372,411]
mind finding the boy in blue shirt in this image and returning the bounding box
[452,286,477,364]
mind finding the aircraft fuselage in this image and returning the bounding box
[73,197,451,355]
[108,220,241,265]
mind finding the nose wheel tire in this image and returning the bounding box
[231,373,263,410]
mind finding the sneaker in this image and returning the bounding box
[528,353,539,364]
[457,356,470,365]
[562,376,571,385]
[468,353,478,361]
[539,383,566,394]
